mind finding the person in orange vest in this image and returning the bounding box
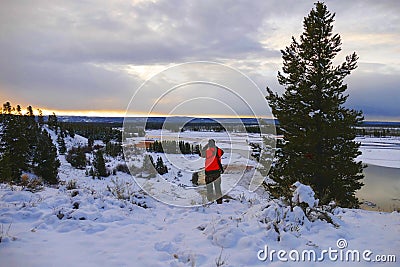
[202,139,224,204]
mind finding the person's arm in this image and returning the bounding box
[218,147,224,157]
[200,144,208,158]
[216,147,224,173]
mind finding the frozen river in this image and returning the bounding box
[356,136,400,211]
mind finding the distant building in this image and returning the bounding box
[135,139,155,149]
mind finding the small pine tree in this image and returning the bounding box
[57,133,67,154]
[68,127,75,138]
[94,150,108,178]
[37,109,44,127]
[16,105,22,115]
[155,156,168,175]
[142,154,157,178]
[265,2,364,208]
[26,106,34,117]
[88,136,94,149]
[48,112,58,131]
[2,102,13,114]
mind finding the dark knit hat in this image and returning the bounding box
[208,139,216,147]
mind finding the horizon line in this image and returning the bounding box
[2,107,399,122]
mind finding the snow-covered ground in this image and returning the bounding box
[0,132,399,266]
[124,130,264,206]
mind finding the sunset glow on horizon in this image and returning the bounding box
[41,108,275,119]
[2,102,398,121]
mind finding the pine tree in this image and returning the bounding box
[2,102,13,114]
[142,154,156,178]
[155,156,168,175]
[48,112,58,131]
[105,141,122,157]
[37,109,44,127]
[0,111,29,181]
[265,2,364,208]
[16,105,22,115]
[88,136,94,149]
[33,130,60,184]
[66,147,87,169]
[57,133,67,154]
[26,106,34,117]
[25,106,40,166]
[94,149,108,178]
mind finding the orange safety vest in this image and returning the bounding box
[205,147,224,172]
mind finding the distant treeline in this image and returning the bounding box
[274,125,400,137]
[144,121,226,132]
[144,121,275,134]
[355,127,400,137]
[147,140,202,155]
[61,122,123,143]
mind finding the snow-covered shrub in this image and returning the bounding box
[291,181,319,209]
[257,182,340,241]
[66,179,77,190]
[20,173,43,192]
[291,181,339,227]
[107,177,130,200]
[106,177,149,208]
[259,201,311,241]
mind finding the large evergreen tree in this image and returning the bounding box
[0,109,29,181]
[266,2,364,208]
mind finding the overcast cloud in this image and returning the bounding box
[0,0,399,120]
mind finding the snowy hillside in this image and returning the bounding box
[0,130,399,266]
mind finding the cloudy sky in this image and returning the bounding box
[0,0,399,120]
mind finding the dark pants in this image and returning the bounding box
[205,170,222,204]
